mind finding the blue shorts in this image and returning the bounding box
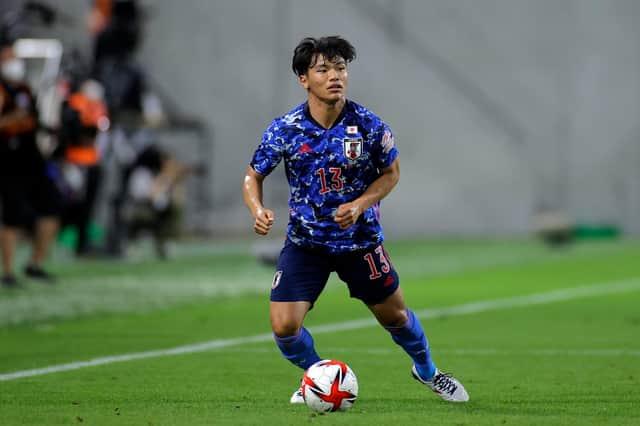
[270,239,400,306]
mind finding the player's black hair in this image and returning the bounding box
[292,36,356,76]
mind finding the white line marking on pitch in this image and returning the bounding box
[1,277,639,382]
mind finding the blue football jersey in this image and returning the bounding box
[250,100,399,253]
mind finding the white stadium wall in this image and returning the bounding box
[41,0,640,236]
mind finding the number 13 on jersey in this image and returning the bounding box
[316,167,344,194]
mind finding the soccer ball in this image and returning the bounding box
[301,359,358,413]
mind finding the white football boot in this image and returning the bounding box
[411,366,469,402]
[290,385,304,404]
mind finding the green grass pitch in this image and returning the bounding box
[1,238,639,425]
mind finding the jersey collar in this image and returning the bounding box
[303,99,350,130]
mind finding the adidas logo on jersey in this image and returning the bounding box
[298,143,313,153]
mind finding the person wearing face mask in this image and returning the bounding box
[0,41,61,287]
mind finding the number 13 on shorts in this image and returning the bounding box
[363,245,392,280]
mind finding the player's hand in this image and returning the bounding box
[253,207,275,235]
[334,202,362,230]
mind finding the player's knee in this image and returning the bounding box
[386,308,409,327]
[271,319,301,338]
[370,301,409,327]
[376,308,408,328]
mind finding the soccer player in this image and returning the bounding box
[242,36,469,403]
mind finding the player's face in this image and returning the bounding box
[299,54,348,105]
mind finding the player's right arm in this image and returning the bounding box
[243,166,275,235]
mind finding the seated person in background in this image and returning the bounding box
[124,145,197,259]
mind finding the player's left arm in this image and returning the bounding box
[334,158,399,230]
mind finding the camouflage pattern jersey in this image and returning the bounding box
[250,99,398,254]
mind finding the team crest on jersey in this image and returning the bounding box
[343,138,363,160]
[271,270,283,289]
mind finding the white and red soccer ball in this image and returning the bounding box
[301,359,358,413]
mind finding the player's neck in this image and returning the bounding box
[307,96,345,129]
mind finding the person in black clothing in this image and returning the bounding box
[0,42,60,287]
[54,78,108,256]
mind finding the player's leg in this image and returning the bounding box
[337,243,469,402]
[270,300,320,370]
[367,288,437,381]
[270,301,322,403]
[269,239,331,403]
[370,287,469,401]
[335,243,435,376]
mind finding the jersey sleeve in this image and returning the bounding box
[372,122,399,169]
[250,121,284,176]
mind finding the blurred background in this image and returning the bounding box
[1,0,639,260]
[2,5,640,422]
